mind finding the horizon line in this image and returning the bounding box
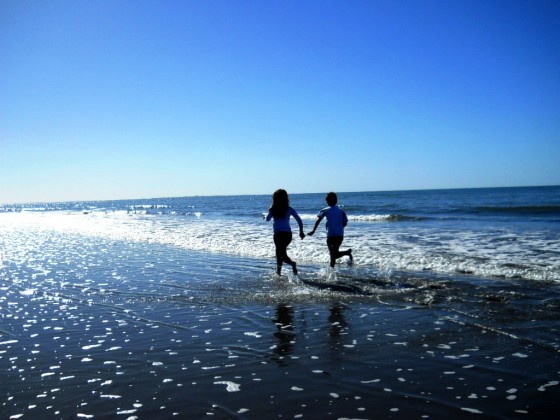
[2,184,559,206]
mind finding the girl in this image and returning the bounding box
[265,189,305,275]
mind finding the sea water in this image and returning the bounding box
[2,186,559,281]
[1,186,559,418]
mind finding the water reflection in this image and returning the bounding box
[271,304,295,365]
[328,304,349,362]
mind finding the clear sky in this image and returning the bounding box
[1,0,559,203]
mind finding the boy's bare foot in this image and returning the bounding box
[292,262,298,275]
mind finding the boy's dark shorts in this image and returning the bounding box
[326,236,344,253]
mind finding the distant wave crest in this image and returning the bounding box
[300,213,423,222]
[350,214,424,222]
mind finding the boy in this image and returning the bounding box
[308,192,353,268]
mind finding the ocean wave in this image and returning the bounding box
[350,214,425,222]
[299,213,424,222]
[2,211,558,282]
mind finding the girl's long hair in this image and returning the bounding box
[269,189,289,218]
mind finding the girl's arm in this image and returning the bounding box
[291,208,305,239]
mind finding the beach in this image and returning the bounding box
[2,188,560,418]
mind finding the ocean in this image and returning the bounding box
[1,186,559,418]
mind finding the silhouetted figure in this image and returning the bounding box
[308,192,353,268]
[265,189,305,275]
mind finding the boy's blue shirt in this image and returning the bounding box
[318,205,348,237]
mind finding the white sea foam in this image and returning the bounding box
[214,381,240,392]
[1,211,558,281]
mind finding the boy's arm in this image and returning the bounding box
[308,216,322,236]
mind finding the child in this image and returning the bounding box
[308,192,353,268]
[265,189,305,275]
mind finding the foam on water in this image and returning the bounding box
[1,210,558,282]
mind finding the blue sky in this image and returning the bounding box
[1,0,559,203]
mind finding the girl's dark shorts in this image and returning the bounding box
[274,232,293,248]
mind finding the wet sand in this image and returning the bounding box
[2,238,560,418]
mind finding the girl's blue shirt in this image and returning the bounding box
[266,206,303,233]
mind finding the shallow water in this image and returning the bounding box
[2,187,560,283]
[2,226,559,418]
